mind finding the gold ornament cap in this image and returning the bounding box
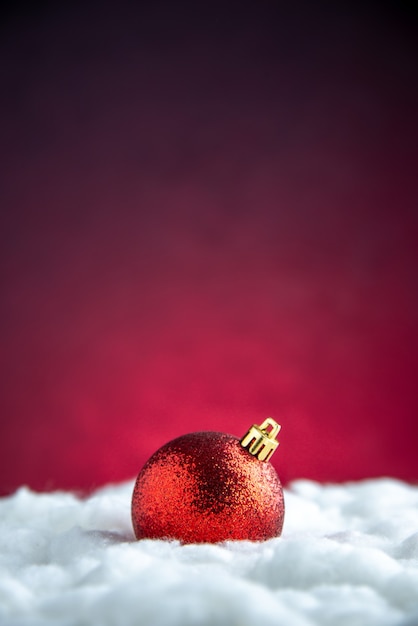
[240,418,281,462]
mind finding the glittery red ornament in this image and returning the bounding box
[131,419,285,543]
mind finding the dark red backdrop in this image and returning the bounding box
[1,2,417,494]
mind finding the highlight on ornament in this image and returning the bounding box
[131,418,284,544]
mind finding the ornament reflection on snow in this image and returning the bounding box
[131,418,284,543]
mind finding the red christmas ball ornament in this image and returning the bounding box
[131,418,284,543]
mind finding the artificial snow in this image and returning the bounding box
[0,479,418,625]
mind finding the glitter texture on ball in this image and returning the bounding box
[131,430,285,544]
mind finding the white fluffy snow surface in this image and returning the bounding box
[1,479,418,626]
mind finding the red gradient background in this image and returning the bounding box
[1,2,417,494]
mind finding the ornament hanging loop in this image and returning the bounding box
[240,418,281,462]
